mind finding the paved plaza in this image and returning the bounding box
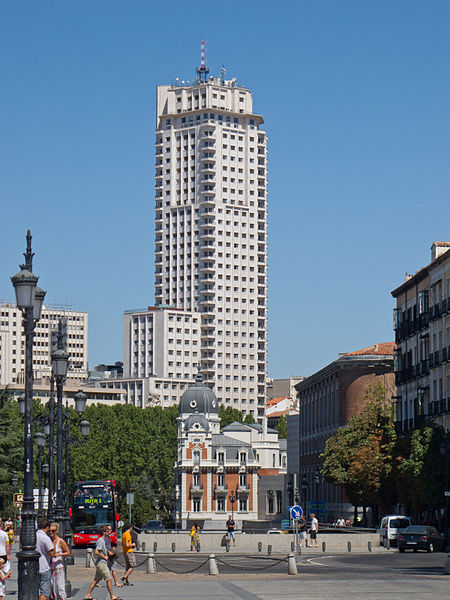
[6,549,450,600]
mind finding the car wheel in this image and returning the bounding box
[427,543,433,553]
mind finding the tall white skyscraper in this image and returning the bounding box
[154,51,268,421]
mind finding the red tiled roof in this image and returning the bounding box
[345,342,396,356]
[266,396,290,407]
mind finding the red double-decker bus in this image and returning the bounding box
[71,480,119,547]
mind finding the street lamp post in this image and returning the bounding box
[228,489,237,520]
[35,431,46,520]
[11,471,18,534]
[47,375,55,521]
[42,463,49,516]
[301,474,308,513]
[11,230,46,600]
[52,319,69,529]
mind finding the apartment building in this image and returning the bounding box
[289,343,395,521]
[153,60,268,421]
[0,302,88,385]
[391,242,450,433]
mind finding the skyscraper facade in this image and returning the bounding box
[154,63,268,421]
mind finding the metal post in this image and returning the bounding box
[55,377,64,525]
[18,309,39,597]
[64,400,71,541]
[295,519,300,556]
[47,377,55,521]
[37,445,43,520]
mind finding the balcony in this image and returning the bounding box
[214,484,228,495]
[190,484,204,495]
[237,485,250,494]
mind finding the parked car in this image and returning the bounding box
[377,515,412,546]
[267,529,284,534]
[143,519,165,533]
[398,525,446,553]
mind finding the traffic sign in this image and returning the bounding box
[281,519,290,530]
[13,493,23,508]
[290,505,303,520]
[445,491,450,497]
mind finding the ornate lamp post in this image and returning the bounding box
[11,230,46,600]
[301,473,308,513]
[64,391,89,541]
[35,431,46,520]
[52,319,69,528]
[11,471,18,534]
[42,463,49,516]
[228,489,237,521]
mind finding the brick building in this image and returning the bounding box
[288,343,395,521]
[175,374,286,528]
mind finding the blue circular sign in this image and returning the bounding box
[290,505,303,520]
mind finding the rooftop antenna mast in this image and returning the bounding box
[196,40,209,83]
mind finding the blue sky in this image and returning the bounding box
[1,1,449,378]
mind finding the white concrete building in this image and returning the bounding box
[153,61,268,421]
[0,302,88,385]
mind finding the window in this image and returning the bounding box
[193,498,201,512]
[239,497,247,511]
[217,472,224,487]
[217,497,225,512]
[193,450,200,465]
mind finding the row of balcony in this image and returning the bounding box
[395,298,450,342]
[395,399,450,433]
[396,348,450,384]
[190,483,250,495]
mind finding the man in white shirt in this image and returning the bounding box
[308,513,319,548]
[0,525,10,563]
[35,519,55,600]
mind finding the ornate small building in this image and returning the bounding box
[174,374,286,528]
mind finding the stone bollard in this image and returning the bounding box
[172,542,176,553]
[142,542,146,552]
[86,548,93,568]
[258,542,262,553]
[268,544,272,555]
[347,541,352,552]
[368,541,372,552]
[443,555,450,575]
[147,553,156,574]
[153,541,158,553]
[322,541,326,552]
[287,552,298,575]
[209,554,219,576]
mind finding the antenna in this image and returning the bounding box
[196,40,210,83]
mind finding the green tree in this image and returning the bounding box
[0,390,23,517]
[244,413,256,424]
[320,382,398,522]
[219,405,245,428]
[397,421,447,520]
[276,415,287,438]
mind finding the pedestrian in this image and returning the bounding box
[0,523,10,564]
[0,557,11,599]
[83,525,120,600]
[48,522,70,600]
[308,513,319,548]
[121,523,136,586]
[105,525,122,589]
[225,515,236,547]
[190,522,199,551]
[299,516,307,548]
[35,519,55,600]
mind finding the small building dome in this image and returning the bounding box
[180,372,218,415]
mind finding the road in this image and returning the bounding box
[72,547,449,578]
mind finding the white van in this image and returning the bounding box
[378,515,412,546]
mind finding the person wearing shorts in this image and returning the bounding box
[308,513,319,548]
[84,525,119,600]
[121,523,136,586]
[299,516,307,547]
[35,519,55,600]
[226,515,236,546]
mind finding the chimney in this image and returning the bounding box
[431,241,450,261]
